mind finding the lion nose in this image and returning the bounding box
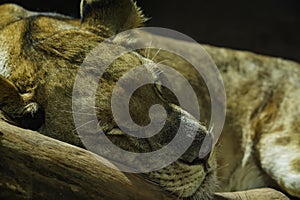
[191,150,211,171]
[179,127,213,169]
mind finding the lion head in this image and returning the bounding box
[0,1,217,199]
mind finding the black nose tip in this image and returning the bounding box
[180,133,213,170]
[190,133,212,170]
[199,133,213,159]
[190,151,211,171]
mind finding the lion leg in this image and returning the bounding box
[256,131,300,198]
[0,75,44,130]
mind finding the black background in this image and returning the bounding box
[1,0,299,62]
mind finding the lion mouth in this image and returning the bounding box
[189,169,216,200]
[178,161,216,200]
[145,159,216,200]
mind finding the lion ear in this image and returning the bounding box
[80,0,146,35]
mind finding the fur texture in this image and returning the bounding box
[0,1,299,199]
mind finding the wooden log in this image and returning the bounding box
[0,118,290,199]
[214,188,290,200]
[0,119,174,200]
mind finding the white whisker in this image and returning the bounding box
[177,189,184,200]
[154,59,169,66]
[151,48,162,61]
[71,99,102,110]
[146,41,153,59]
[73,119,98,132]
[61,110,95,116]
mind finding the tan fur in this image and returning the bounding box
[0,1,299,199]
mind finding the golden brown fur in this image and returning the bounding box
[0,1,299,199]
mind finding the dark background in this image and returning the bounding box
[1,0,299,62]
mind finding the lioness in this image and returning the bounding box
[0,0,299,199]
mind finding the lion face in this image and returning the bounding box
[0,1,216,199]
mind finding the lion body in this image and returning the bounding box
[144,35,300,195]
[0,2,299,199]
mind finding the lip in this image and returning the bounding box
[178,155,211,171]
[177,160,215,199]
[191,168,215,199]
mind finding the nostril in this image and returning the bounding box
[190,151,211,171]
[199,133,213,159]
[198,152,211,170]
[179,126,214,169]
[194,134,213,170]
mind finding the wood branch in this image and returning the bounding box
[214,188,289,200]
[0,119,174,200]
[0,117,290,200]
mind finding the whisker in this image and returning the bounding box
[146,41,153,59]
[177,188,184,200]
[71,99,102,110]
[73,119,98,132]
[149,59,170,82]
[139,175,161,186]
[151,48,162,61]
[153,59,169,67]
[209,123,214,134]
[148,59,169,73]
[61,110,95,116]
